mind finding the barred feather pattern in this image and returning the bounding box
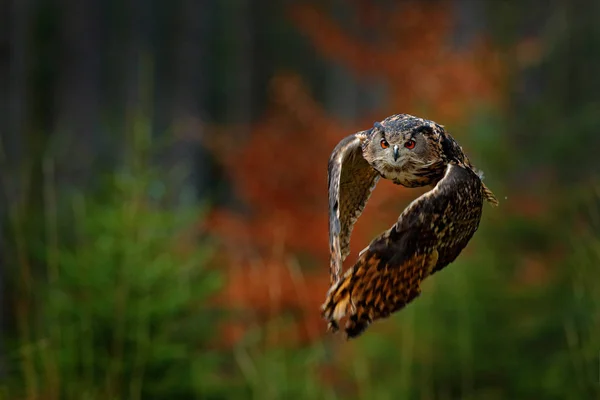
[328,132,380,285]
[322,164,485,338]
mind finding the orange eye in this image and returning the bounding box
[404,139,416,149]
[380,139,389,149]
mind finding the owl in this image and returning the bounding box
[322,114,498,339]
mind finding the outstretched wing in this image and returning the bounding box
[328,131,380,286]
[322,163,484,338]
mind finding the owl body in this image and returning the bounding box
[323,114,497,339]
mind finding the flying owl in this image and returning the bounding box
[322,114,498,339]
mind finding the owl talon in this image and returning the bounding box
[322,304,340,333]
[327,321,339,333]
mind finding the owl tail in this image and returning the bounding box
[320,253,423,339]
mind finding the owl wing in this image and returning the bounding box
[328,131,380,286]
[321,163,484,339]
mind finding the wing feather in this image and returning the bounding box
[328,131,380,286]
[322,163,485,338]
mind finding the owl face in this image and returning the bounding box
[363,115,446,187]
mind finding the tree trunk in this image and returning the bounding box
[325,0,361,125]
[0,0,32,378]
[55,0,103,187]
[169,0,213,205]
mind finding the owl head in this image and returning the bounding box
[362,114,465,187]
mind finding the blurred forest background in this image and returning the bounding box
[1,0,600,399]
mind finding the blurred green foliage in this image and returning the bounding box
[1,116,227,399]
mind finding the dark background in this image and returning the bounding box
[1,0,599,399]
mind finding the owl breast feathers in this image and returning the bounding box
[322,114,498,339]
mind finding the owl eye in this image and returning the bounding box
[380,139,389,149]
[404,139,416,149]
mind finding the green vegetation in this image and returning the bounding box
[2,118,224,399]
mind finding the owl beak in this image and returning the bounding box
[393,145,400,161]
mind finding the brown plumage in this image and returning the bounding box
[323,114,497,339]
[327,131,380,285]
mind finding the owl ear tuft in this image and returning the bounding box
[416,125,435,135]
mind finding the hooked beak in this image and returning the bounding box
[393,144,400,161]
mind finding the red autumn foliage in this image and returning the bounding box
[213,254,329,346]
[288,2,505,120]
[207,1,506,346]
